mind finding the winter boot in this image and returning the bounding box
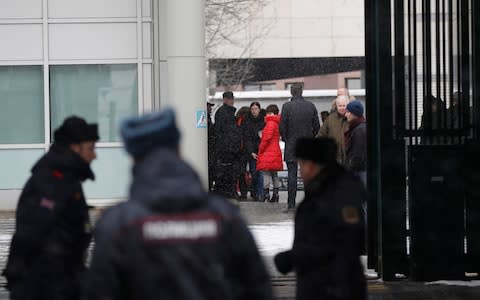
[270,188,279,203]
[262,188,270,202]
[250,191,257,201]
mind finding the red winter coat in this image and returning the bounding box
[257,115,283,171]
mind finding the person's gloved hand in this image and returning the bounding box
[327,286,349,300]
[274,250,293,274]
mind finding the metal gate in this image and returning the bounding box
[366,0,480,280]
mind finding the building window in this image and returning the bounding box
[285,82,304,90]
[0,66,44,144]
[345,77,362,90]
[50,64,138,142]
[244,83,276,91]
[260,83,276,91]
[0,149,45,189]
[244,84,260,91]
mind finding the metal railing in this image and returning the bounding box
[393,0,475,145]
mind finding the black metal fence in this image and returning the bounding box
[394,0,476,145]
[366,0,480,280]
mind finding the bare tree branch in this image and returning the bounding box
[205,0,271,88]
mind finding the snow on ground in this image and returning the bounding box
[249,221,294,256]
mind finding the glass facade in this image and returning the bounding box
[0,149,44,189]
[0,64,139,200]
[84,147,131,199]
[0,0,153,204]
[0,66,44,144]
[50,64,138,142]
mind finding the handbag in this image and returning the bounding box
[244,171,252,186]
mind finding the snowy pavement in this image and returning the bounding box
[1,194,480,299]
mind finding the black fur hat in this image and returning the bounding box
[54,116,99,145]
[295,137,337,164]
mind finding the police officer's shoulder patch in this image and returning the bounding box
[342,206,360,225]
[39,197,55,210]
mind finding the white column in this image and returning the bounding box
[162,0,208,185]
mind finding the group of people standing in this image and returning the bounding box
[3,88,368,299]
[318,89,367,186]
[209,84,368,209]
[209,91,284,203]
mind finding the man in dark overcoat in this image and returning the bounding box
[345,100,367,186]
[213,91,241,198]
[274,137,367,300]
[279,83,320,211]
[2,116,99,300]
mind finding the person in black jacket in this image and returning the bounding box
[419,95,447,145]
[213,91,241,198]
[243,102,265,201]
[236,106,251,200]
[280,83,320,211]
[2,116,99,300]
[86,108,274,300]
[207,100,216,191]
[345,100,367,186]
[274,137,367,300]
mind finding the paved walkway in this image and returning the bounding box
[239,194,480,299]
[1,193,480,299]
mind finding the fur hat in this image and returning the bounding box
[54,116,99,145]
[346,100,364,117]
[120,108,181,158]
[295,137,337,164]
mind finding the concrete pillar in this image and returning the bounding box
[161,0,208,185]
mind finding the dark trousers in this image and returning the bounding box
[248,159,263,197]
[10,254,84,300]
[208,160,215,192]
[236,158,248,196]
[287,161,298,209]
[214,153,237,198]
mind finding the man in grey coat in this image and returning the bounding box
[280,83,320,212]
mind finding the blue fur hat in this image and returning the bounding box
[120,108,181,158]
[346,100,364,117]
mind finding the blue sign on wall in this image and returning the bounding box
[195,109,207,128]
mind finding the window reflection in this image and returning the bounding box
[50,64,138,142]
[0,66,44,144]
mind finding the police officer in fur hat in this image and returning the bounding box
[274,137,367,300]
[86,108,273,300]
[3,116,99,300]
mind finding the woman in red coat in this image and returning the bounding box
[257,104,283,202]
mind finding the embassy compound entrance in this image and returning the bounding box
[366,0,480,281]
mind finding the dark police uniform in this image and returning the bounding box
[213,103,241,198]
[3,144,94,300]
[86,109,273,300]
[274,138,367,300]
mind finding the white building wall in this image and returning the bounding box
[210,0,365,58]
[0,0,207,209]
[0,0,155,208]
[160,0,208,185]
